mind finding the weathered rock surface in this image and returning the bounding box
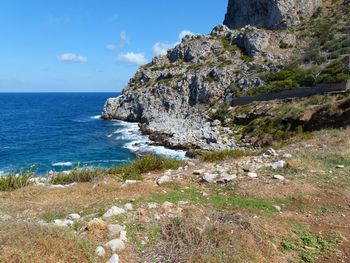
[224,0,322,30]
[102,23,294,151]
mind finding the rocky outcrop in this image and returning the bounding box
[101,26,296,151]
[223,0,322,30]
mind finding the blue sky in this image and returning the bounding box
[0,0,227,92]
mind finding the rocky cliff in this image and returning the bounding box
[102,0,350,154]
[224,0,322,30]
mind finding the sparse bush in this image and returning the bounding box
[50,165,104,185]
[0,166,35,191]
[109,154,186,181]
[200,149,257,162]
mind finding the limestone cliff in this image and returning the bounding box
[224,0,322,30]
[102,0,350,153]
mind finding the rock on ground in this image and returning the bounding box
[95,246,106,257]
[106,239,126,252]
[103,206,126,218]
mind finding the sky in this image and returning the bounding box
[0,0,228,92]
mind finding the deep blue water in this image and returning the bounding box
[0,93,137,175]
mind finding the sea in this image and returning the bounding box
[0,93,186,176]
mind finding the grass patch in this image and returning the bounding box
[109,154,186,181]
[200,149,259,162]
[0,166,35,191]
[282,222,340,262]
[143,186,280,214]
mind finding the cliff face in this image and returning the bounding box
[102,0,349,153]
[102,27,296,152]
[224,0,322,29]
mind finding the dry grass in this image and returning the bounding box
[0,178,160,221]
[0,223,101,263]
[144,212,268,263]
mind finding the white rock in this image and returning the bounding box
[107,254,120,263]
[53,219,74,227]
[273,205,282,212]
[123,203,133,211]
[270,160,287,170]
[107,224,125,236]
[202,173,217,183]
[95,246,106,257]
[156,175,172,185]
[120,230,127,241]
[106,239,125,252]
[282,153,293,159]
[103,206,126,218]
[273,175,285,181]
[121,180,140,187]
[147,203,158,209]
[247,172,258,178]
[336,165,345,169]
[66,213,81,221]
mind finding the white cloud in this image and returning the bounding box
[106,44,117,50]
[152,42,174,56]
[117,52,148,65]
[152,29,195,56]
[106,31,129,50]
[57,53,88,63]
[179,30,194,40]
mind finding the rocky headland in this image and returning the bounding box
[102,0,350,155]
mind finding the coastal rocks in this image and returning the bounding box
[223,0,322,30]
[103,206,126,218]
[202,172,236,184]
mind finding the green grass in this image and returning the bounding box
[200,149,258,162]
[0,166,35,191]
[282,222,340,262]
[109,154,186,181]
[141,186,283,214]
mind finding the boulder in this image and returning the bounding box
[106,239,126,252]
[107,224,125,236]
[224,0,322,30]
[103,206,126,218]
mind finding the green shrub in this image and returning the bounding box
[109,154,186,181]
[50,165,104,185]
[0,166,35,191]
[200,149,257,162]
[210,103,231,122]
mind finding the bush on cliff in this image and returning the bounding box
[109,154,187,181]
[0,166,34,191]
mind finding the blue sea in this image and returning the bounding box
[0,93,185,175]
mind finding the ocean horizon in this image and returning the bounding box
[0,92,186,176]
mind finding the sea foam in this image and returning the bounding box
[113,120,187,160]
[52,162,73,167]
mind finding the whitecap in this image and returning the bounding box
[52,162,73,167]
[90,115,101,120]
[114,120,188,160]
